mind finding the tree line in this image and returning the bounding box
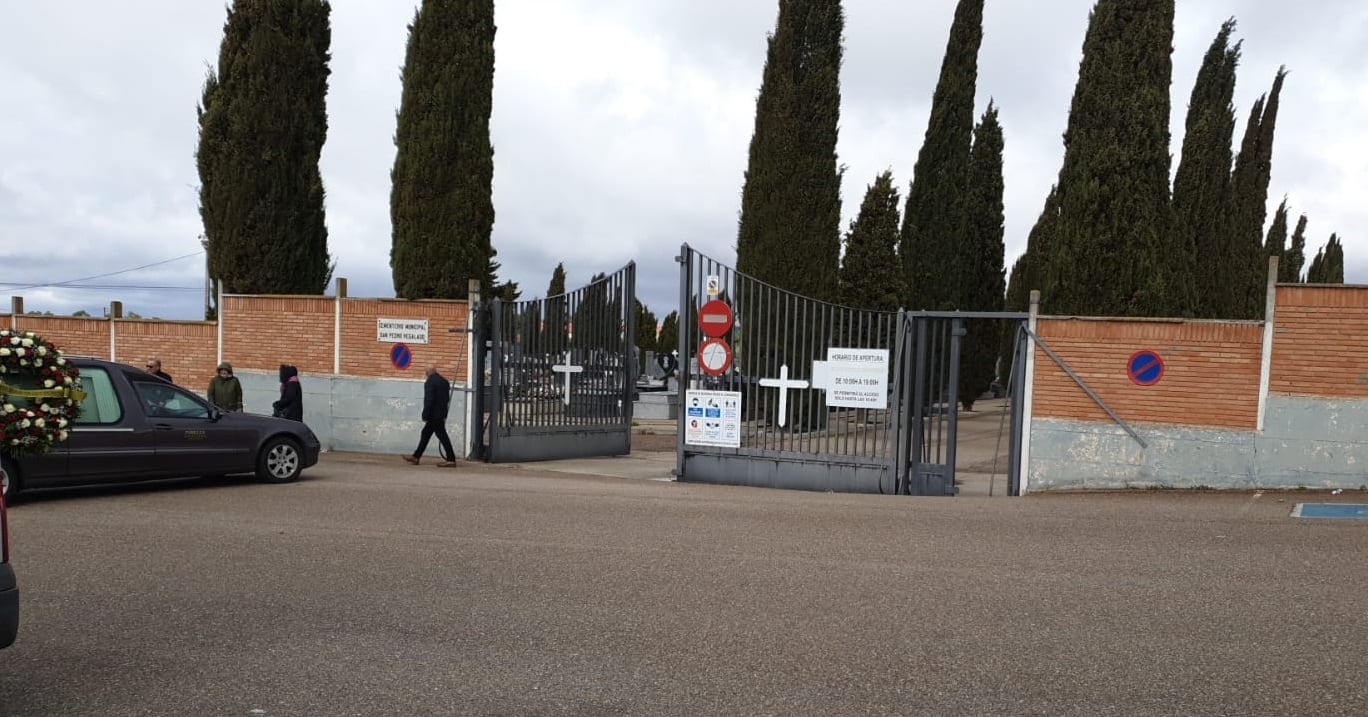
[195,0,1349,397]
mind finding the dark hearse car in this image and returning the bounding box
[0,357,321,500]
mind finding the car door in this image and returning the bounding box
[131,380,256,475]
[64,365,160,484]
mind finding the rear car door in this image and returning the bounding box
[64,364,161,484]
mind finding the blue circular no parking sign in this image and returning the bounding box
[390,342,413,370]
[1127,350,1164,386]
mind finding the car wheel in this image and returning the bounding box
[0,455,18,501]
[256,437,303,484]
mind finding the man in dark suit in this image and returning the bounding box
[403,366,457,467]
[145,358,173,383]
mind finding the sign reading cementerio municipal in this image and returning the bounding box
[377,318,429,344]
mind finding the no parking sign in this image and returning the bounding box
[1127,350,1164,386]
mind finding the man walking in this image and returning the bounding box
[403,366,457,467]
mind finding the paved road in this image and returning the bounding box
[1,453,1365,716]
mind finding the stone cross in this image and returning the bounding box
[551,351,584,406]
[758,363,809,428]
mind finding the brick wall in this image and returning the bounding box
[338,298,469,383]
[1032,317,1263,430]
[1271,285,1368,398]
[2,291,474,390]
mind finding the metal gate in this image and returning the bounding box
[480,262,636,463]
[675,244,1029,496]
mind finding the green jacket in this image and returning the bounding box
[207,375,243,412]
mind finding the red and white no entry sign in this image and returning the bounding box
[697,338,733,376]
[697,299,734,338]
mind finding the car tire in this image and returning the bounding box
[0,455,18,501]
[256,437,303,484]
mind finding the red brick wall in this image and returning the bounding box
[1271,285,1368,398]
[7,315,111,360]
[112,320,218,390]
[220,295,336,376]
[1032,318,1263,430]
[4,293,474,390]
[338,299,470,383]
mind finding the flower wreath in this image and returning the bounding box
[0,329,85,458]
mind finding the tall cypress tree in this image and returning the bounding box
[999,252,1029,385]
[390,0,496,299]
[1173,20,1240,318]
[197,0,334,295]
[1036,0,1182,317]
[1228,68,1288,317]
[656,311,679,357]
[1306,245,1326,283]
[959,103,1006,410]
[839,171,903,312]
[901,0,985,310]
[735,0,844,301]
[735,0,844,429]
[1280,214,1308,283]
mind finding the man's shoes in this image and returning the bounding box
[437,461,458,468]
[402,455,419,465]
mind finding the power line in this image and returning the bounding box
[0,283,202,292]
[5,251,205,292]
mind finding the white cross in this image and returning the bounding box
[758,364,809,428]
[551,351,583,406]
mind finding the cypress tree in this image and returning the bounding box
[735,0,844,301]
[839,171,904,312]
[1280,214,1308,283]
[1306,246,1326,283]
[1324,235,1345,283]
[901,0,985,310]
[536,262,569,356]
[999,253,1029,385]
[1229,68,1288,317]
[1020,186,1060,306]
[1263,197,1289,259]
[1173,20,1240,318]
[390,0,497,299]
[656,311,679,358]
[734,0,844,429]
[959,103,1006,410]
[1037,0,1182,317]
[197,0,334,295]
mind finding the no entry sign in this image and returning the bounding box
[697,299,734,338]
[1127,350,1164,386]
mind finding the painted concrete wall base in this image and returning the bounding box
[1030,396,1368,491]
[231,371,468,457]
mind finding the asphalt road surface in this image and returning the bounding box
[1,453,1365,716]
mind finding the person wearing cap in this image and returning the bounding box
[207,361,244,412]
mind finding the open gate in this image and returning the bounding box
[674,244,1029,496]
[476,262,636,463]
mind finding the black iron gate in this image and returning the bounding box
[480,262,636,463]
[674,244,1028,496]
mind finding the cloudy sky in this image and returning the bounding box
[1,1,1364,321]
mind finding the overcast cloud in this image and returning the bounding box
[1,1,1364,321]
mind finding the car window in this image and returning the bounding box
[133,382,210,419]
[72,366,123,425]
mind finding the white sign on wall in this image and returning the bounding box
[811,348,889,409]
[684,389,742,448]
[377,318,430,344]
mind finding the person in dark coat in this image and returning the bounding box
[403,366,457,467]
[271,364,304,422]
[145,358,173,383]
